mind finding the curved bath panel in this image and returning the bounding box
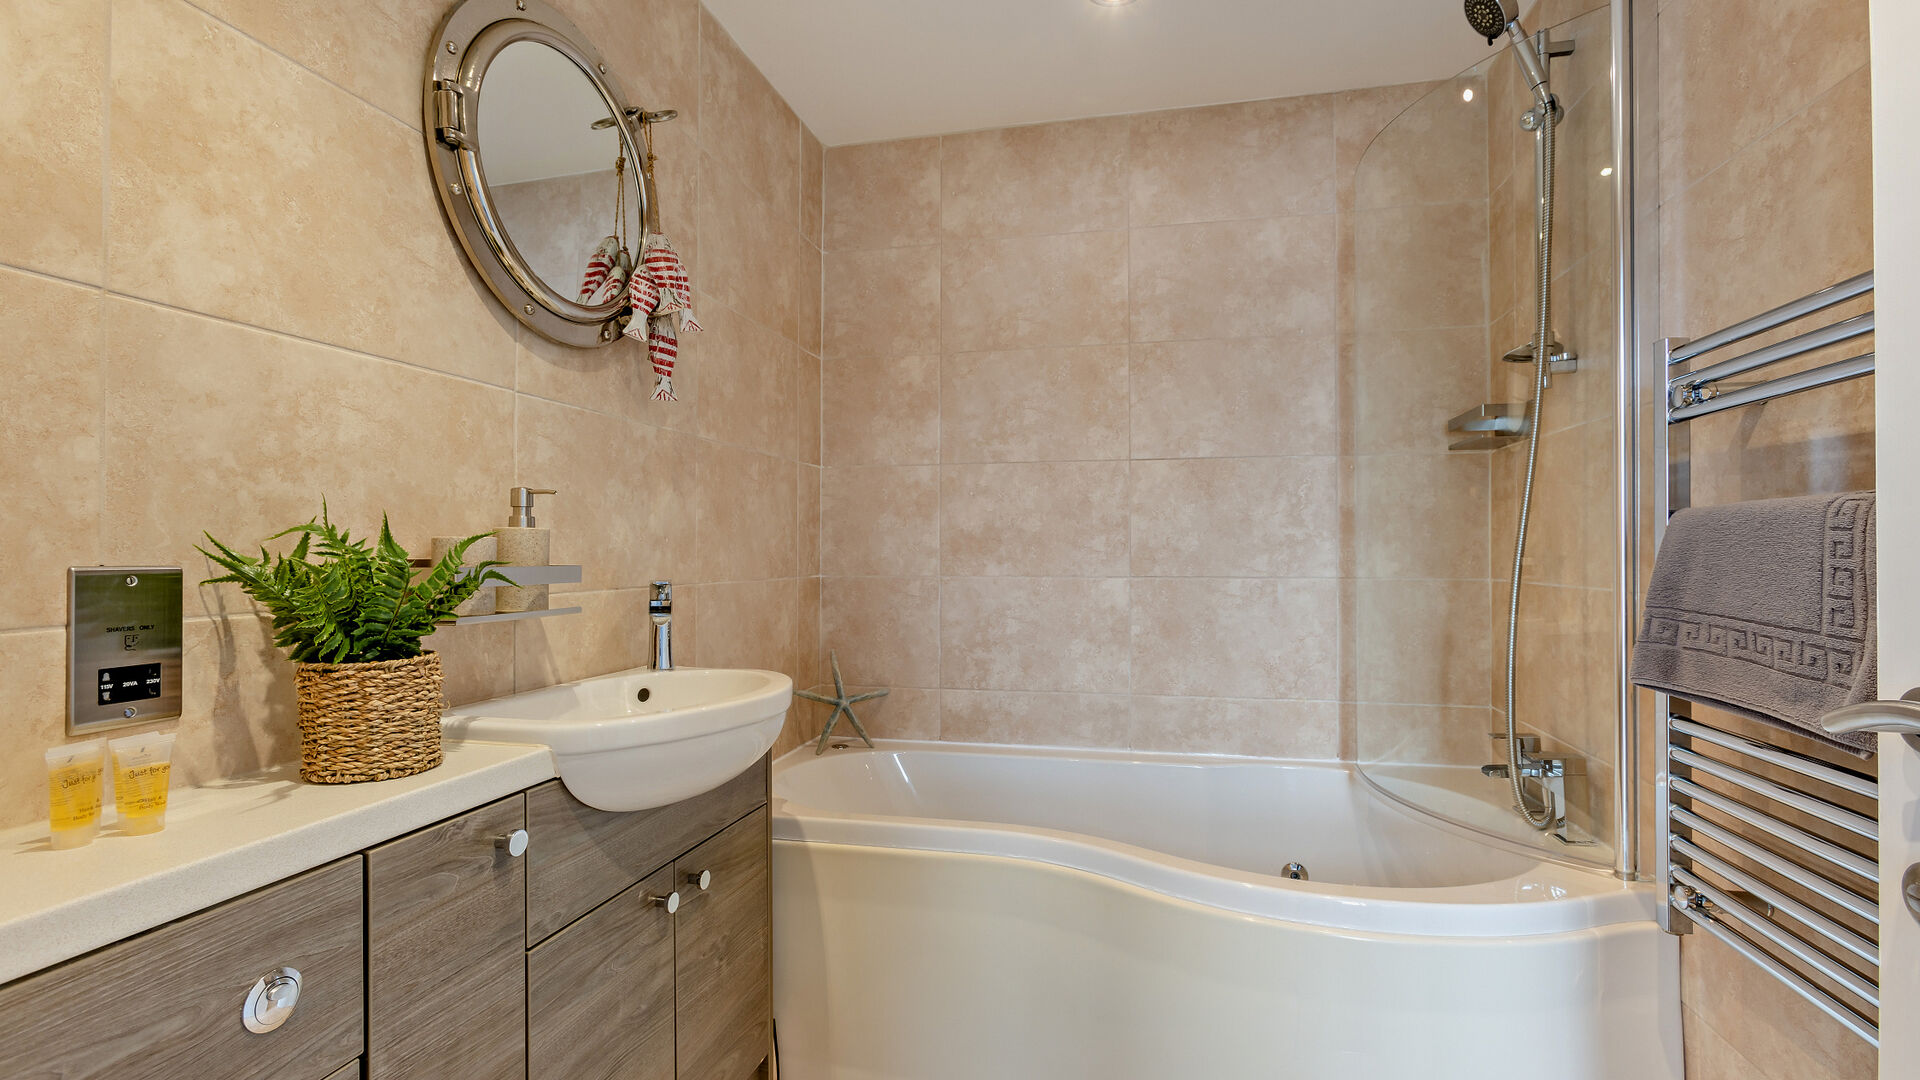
[772,744,1681,1080]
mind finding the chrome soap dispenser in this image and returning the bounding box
[496,487,554,613]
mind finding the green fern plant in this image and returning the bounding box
[198,505,508,665]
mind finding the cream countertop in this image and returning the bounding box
[0,739,555,985]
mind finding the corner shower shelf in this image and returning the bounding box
[1446,403,1528,451]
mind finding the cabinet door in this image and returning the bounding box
[0,858,362,1080]
[527,758,768,944]
[674,807,771,1080]
[528,866,677,1080]
[366,795,527,1080]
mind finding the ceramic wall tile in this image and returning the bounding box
[1352,579,1491,706]
[108,0,519,387]
[695,442,797,582]
[1130,579,1341,701]
[1131,216,1338,342]
[1130,97,1336,226]
[941,346,1129,463]
[1129,336,1338,459]
[823,245,941,358]
[1129,697,1341,759]
[698,155,802,340]
[0,0,106,282]
[800,125,825,247]
[0,269,104,630]
[1130,457,1340,578]
[100,299,515,612]
[824,137,942,251]
[941,690,1131,748]
[819,577,940,688]
[942,462,1130,577]
[516,395,699,592]
[940,577,1130,693]
[943,231,1130,350]
[1351,454,1491,580]
[699,9,800,224]
[514,589,650,689]
[943,117,1129,238]
[695,301,798,457]
[822,353,939,465]
[820,466,939,577]
[0,631,85,831]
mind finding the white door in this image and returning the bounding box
[1871,2,1919,1073]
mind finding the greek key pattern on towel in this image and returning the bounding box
[1639,494,1871,689]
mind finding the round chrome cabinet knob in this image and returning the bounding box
[650,891,682,914]
[243,966,302,1034]
[496,829,529,858]
[686,869,712,891]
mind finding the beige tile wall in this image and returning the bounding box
[0,0,825,829]
[1646,0,1878,1076]
[816,86,1435,755]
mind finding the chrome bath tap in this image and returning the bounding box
[651,580,674,671]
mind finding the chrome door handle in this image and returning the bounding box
[1819,688,1920,751]
[495,829,529,858]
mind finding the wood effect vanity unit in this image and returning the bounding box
[0,758,772,1080]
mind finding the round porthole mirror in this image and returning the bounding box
[425,0,651,346]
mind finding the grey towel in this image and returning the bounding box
[1631,491,1877,756]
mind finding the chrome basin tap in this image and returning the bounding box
[651,580,674,671]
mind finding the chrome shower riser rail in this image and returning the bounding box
[1652,272,1879,1045]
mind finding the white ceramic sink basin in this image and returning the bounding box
[442,667,792,811]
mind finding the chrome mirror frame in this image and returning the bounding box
[425,0,650,347]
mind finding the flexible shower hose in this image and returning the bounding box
[1505,99,1559,831]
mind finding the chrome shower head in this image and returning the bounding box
[1463,0,1517,44]
[1465,0,1555,111]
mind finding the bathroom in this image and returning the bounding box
[1,0,1916,1076]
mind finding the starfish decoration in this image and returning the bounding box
[795,651,888,755]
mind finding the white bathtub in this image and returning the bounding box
[772,743,1680,1080]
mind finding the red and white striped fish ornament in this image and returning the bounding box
[578,235,623,303]
[621,233,700,401]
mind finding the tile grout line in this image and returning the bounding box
[179,0,422,138]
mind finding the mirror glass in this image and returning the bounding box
[478,40,642,303]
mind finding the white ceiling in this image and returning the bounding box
[703,0,1498,146]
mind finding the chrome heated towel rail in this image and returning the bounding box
[1653,271,1882,1045]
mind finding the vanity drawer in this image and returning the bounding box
[527,757,768,943]
[0,856,364,1080]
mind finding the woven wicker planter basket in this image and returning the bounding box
[293,652,445,784]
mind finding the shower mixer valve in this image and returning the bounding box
[1482,736,1592,844]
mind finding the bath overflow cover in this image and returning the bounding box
[1283,862,1309,881]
